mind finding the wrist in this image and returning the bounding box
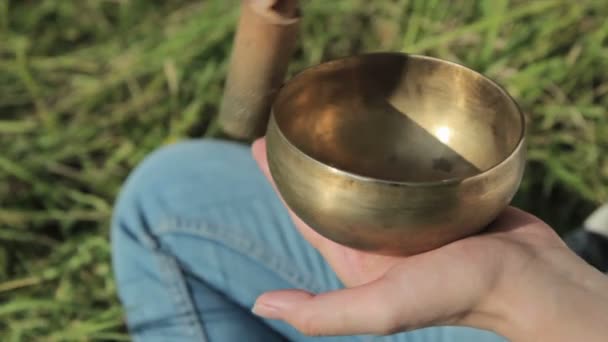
[484,247,608,341]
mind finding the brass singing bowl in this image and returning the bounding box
[266,52,526,256]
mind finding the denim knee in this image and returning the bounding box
[111,139,254,248]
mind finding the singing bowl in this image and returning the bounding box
[266,52,526,256]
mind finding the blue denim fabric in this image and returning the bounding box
[111,139,506,342]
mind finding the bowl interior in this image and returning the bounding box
[272,53,523,183]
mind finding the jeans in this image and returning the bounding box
[111,139,506,342]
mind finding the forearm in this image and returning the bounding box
[547,285,608,342]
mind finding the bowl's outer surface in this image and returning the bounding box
[266,53,526,256]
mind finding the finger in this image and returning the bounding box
[251,138,270,178]
[487,206,563,246]
[252,277,403,336]
[490,206,541,232]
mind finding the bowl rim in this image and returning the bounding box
[270,51,526,187]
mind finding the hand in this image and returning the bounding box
[251,138,608,341]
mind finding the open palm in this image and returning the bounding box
[251,138,571,336]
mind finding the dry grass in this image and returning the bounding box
[1,0,607,339]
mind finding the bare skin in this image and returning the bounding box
[251,138,608,341]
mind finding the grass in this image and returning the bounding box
[1,0,607,340]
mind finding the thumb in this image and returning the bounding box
[252,277,403,336]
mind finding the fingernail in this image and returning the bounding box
[252,302,281,319]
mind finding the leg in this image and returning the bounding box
[111,139,345,341]
[111,139,506,341]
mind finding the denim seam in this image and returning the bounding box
[155,248,209,342]
[156,216,324,293]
